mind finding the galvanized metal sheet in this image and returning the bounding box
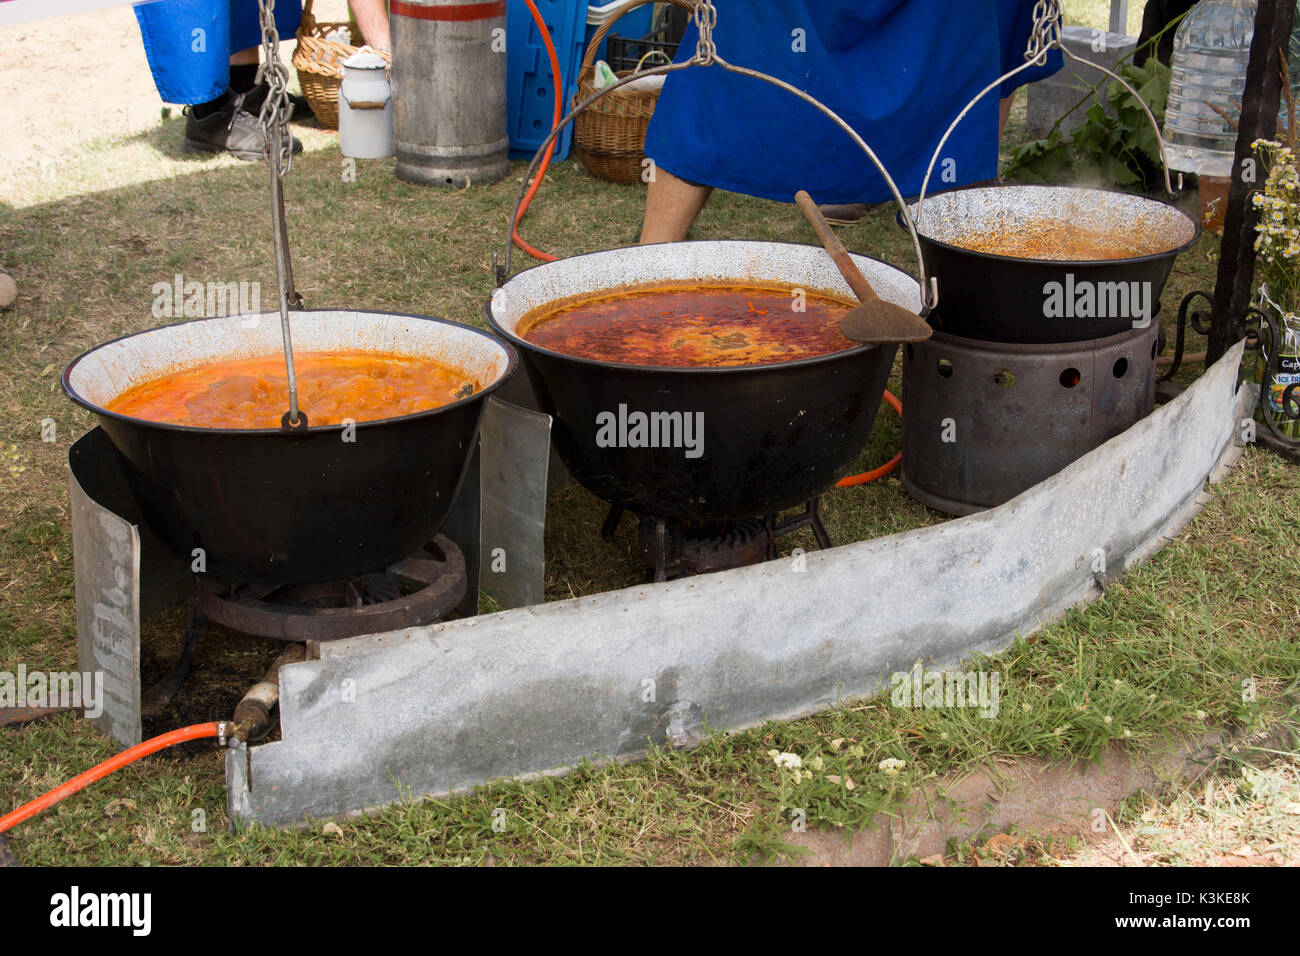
[227,343,1249,828]
[439,444,482,619]
[69,434,143,748]
[477,397,551,610]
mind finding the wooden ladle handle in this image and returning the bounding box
[794,190,882,305]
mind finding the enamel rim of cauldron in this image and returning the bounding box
[900,183,1202,268]
[486,240,922,372]
[62,309,518,433]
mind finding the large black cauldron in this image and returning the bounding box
[63,310,516,584]
[904,184,1200,343]
[487,241,922,522]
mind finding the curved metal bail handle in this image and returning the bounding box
[495,58,695,284]
[495,59,935,312]
[257,0,304,431]
[915,2,1174,227]
[1060,45,1175,194]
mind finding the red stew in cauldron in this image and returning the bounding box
[519,281,858,368]
[106,351,478,428]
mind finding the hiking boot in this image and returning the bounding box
[183,89,303,161]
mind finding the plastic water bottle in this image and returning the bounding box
[1163,0,1257,178]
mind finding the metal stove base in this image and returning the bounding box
[607,498,833,582]
[901,322,1160,515]
[195,535,467,642]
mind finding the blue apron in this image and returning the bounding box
[134,0,302,105]
[644,0,1059,205]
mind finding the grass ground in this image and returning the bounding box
[0,2,1297,865]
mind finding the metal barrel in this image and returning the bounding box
[391,0,509,186]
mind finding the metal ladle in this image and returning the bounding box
[794,191,932,346]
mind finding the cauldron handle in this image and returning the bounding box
[914,0,1176,226]
[495,0,937,313]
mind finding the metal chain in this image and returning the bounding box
[692,0,718,65]
[256,0,304,429]
[257,0,295,176]
[1025,0,1063,65]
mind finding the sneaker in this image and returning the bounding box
[183,89,303,162]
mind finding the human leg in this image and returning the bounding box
[639,168,713,244]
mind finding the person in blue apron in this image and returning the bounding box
[134,0,304,160]
[639,0,1062,239]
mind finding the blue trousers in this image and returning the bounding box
[134,0,302,104]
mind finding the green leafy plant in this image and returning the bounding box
[1005,56,1171,190]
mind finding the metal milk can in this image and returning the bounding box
[339,49,394,159]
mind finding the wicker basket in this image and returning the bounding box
[573,0,695,185]
[292,0,390,130]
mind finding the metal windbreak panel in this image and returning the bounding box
[477,397,551,610]
[69,438,142,748]
[229,344,1249,828]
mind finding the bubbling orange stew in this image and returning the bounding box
[519,281,859,368]
[950,220,1171,261]
[105,351,479,428]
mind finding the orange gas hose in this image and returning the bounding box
[512,0,562,264]
[0,722,222,833]
[837,389,902,487]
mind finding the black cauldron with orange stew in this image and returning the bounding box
[63,310,517,584]
[487,240,924,522]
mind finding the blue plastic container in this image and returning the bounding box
[507,0,590,161]
[582,3,655,66]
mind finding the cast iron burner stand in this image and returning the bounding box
[194,534,467,642]
[602,499,832,582]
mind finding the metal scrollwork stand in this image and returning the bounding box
[1163,289,1300,459]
